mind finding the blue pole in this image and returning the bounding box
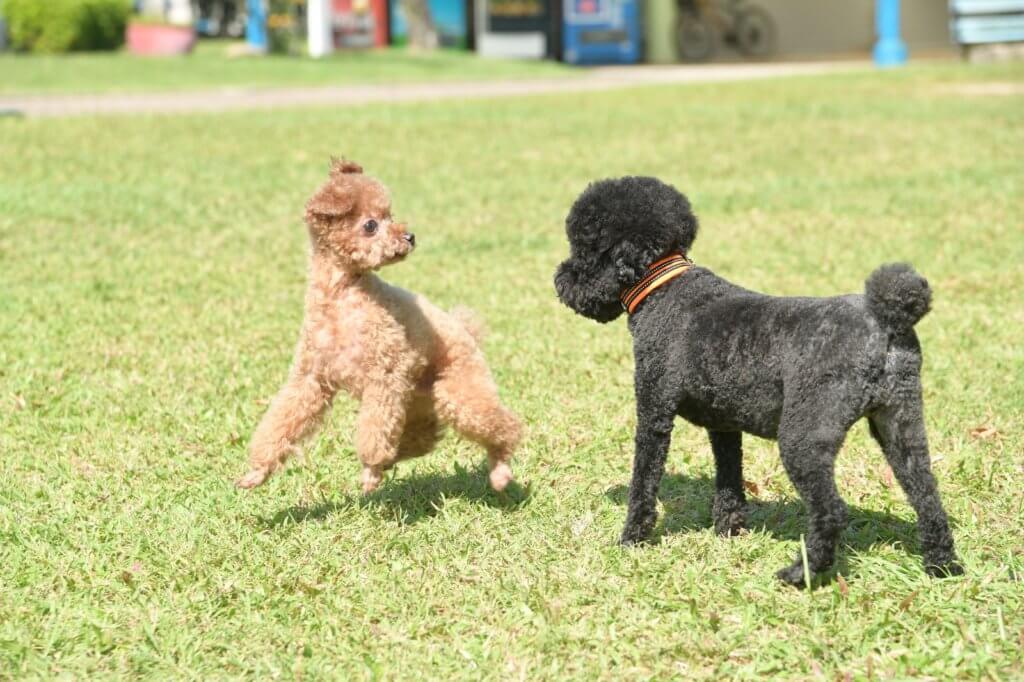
[247,0,269,52]
[873,0,907,66]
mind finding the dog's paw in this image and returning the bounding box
[620,521,655,547]
[619,534,647,547]
[925,559,964,579]
[776,561,811,589]
[712,492,747,537]
[713,510,747,537]
[361,466,383,493]
[236,468,269,489]
[489,462,513,492]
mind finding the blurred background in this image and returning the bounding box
[1,0,1022,66]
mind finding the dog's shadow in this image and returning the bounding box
[262,464,531,529]
[606,473,924,561]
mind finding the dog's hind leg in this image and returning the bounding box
[238,370,334,489]
[709,430,747,537]
[396,397,445,463]
[431,352,522,492]
[869,400,961,578]
[775,412,850,588]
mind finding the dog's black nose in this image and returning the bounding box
[404,233,416,247]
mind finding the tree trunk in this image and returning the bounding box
[401,0,438,49]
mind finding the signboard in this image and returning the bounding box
[389,0,468,48]
[332,0,388,48]
[562,0,638,64]
[567,0,612,22]
[475,0,549,58]
[487,0,548,32]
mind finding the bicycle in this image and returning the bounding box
[675,0,777,63]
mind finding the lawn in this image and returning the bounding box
[0,42,574,95]
[1,62,1022,679]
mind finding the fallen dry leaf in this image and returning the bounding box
[119,564,141,585]
[70,457,97,477]
[898,590,919,612]
[969,425,1000,440]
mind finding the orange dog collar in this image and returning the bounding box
[620,251,694,314]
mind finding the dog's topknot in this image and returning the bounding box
[567,176,698,255]
[330,157,363,176]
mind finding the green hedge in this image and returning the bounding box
[2,0,132,53]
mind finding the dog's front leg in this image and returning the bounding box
[355,376,413,493]
[621,407,675,546]
[238,366,335,488]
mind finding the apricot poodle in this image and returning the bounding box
[237,159,522,493]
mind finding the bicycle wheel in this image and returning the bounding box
[676,14,715,62]
[734,5,776,58]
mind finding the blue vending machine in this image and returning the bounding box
[561,0,640,64]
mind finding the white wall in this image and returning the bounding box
[755,0,952,56]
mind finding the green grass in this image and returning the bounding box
[0,41,575,95]
[1,62,1023,679]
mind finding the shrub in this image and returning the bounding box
[1,0,131,53]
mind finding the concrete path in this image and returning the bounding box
[0,61,864,118]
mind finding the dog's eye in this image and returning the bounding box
[363,220,378,235]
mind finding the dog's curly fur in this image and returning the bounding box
[237,159,521,493]
[555,176,962,586]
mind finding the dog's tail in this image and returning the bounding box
[450,305,487,343]
[864,263,932,335]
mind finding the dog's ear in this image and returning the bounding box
[676,208,699,253]
[612,242,642,286]
[329,157,363,177]
[611,241,662,287]
[306,185,355,221]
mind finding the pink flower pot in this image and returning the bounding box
[126,22,196,56]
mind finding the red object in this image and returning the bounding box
[331,0,388,48]
[125,22,197,55]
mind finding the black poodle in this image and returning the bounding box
[554,176,962,586]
